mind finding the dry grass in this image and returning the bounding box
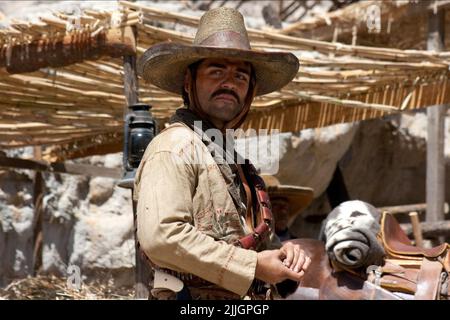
[0,275,135,300]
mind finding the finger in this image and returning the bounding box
[293,250,305,273]
[290,246,300,271]
[283,244,294,268]
[302,256,312,272]
[284,267,305,282]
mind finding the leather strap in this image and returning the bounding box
[236,163,255,232]
[235,162,273,250]
[443,250,450,272]
[414,258,443,300]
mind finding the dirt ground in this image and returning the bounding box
[0,275,135,300]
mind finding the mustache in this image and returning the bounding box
[210,89,240,104]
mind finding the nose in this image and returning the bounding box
[220,70,237,90]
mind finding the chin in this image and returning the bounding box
[208,109,239,123]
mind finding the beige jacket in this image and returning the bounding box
[134,122,280,296]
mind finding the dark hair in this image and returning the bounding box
[182,60,204,107]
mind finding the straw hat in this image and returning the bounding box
[261,175,314,222]
[138,7,299,96]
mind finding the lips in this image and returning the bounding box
[214,93,237,102]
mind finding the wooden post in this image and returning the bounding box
[426,7,446,223]
[32,146,44,276]
[122,26,152,299]
[0,156,122,179]
[3,27,136,74]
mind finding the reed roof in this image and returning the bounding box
[0,1,448,161]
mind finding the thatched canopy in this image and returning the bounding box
[278,0,450,50]
[0,0,449,161]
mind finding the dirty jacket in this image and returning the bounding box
[134,109,280,296]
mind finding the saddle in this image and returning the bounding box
[367,212,450,299]
[281,213,449,300]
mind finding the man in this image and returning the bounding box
[261,175,314,241]
[134,7,311,300]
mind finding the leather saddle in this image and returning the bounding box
[281,213,450,300]
[381,212,449,260]
[369,212,450,299]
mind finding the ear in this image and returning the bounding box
[184,69,192,93]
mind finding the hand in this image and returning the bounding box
[254,246,311,284]
[280,242,311,276]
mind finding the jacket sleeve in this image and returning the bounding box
[136,150,257,296]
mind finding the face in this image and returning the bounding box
[184,58,252,129]
[271,198,291,233]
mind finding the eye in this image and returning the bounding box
[209,69,223,77]
[236,73,249,82]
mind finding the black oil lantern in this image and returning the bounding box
[118,103,156,189]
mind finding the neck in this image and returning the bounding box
[209,118,225,131]
[186,105,226,132]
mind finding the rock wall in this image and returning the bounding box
[0,153,135,287]
[341,111,450,206]
[0,169,35,286]
[290,110,450,239]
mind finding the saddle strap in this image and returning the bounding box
[414,258,443,300]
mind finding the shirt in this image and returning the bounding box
[134,120,280,296]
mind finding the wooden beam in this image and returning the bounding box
[123,57,139,106]
[378,202,449,215]
[42,132,123,162]
[427,0,450,12]
[122,27,139,169]
[281,1,303,21]
[402,221,450,238]
[0,155,122,179]
[122,26,152,300]
[47,140,122,162]
[426,8,446,223]
[1,26,136,74]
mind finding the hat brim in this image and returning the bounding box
[138,42,299,96]
[267,185,314,221]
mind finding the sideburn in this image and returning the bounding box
[185,61,211,122]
